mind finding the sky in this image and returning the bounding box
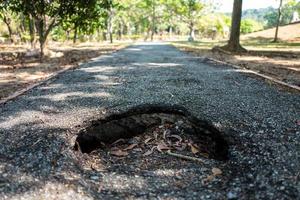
[217,0,282,12]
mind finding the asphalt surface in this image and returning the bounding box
[0,43,299,199]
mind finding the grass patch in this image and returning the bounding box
[172,37,300,52]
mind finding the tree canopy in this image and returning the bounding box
[1,0,300,54]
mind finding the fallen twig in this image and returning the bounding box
[31,138,42,147]
[166,150,205,163]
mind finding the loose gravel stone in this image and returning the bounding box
[0,42,299,199]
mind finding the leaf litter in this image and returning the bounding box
[79,122,224,185]
[85,122,218,166]
[104,122,212,160]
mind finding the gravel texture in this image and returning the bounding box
[0,42,299,200]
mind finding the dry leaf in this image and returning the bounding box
[133,148,143,152]
[157,143,171,152]
[123,144,137,151]
[110,146,120,151]
[134,136,140,140]
[212,168,222,176]
[168,134,183,142]
[143,150,153,156]
[153,132,158,140]
[144,137,153,144]
[163,130,170,139]
[165,124,171,128]
[111,139,126,146]
[199,152,209,158]
[143,146,156,156]
[110,150,128,157]
[189,144,199,154]
[202,175,215,184]
[174,143,187,151]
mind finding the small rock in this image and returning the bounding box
[90,176,99,180]
[258,130,264,134]
[227,191,238,199]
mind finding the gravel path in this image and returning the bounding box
[0,43,299,200]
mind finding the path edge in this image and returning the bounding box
[205,57,300,92]
[0,45,129,106]
[172,44,300,92]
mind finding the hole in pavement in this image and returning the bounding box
[74,104,229,161]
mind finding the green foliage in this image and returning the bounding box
[63,0,109,35]
[51,26,67,41]
[242,7,276,25]
[197,14,230,38]
[4,0,297,45]
[168,0,205,26]
[264,0,300,28]
[240,19,263,34]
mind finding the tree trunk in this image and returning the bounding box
[37,19,45,58]
[151,0,156,41]
[118,21,124,40]
[107,5,114,44]
[109,31,113,43]
[108,17,113,43]
[188,23,195,42]
[36,17,56,58]
[103,31,107,41]
[3,16,14,43]
[169,26,172,37]
[220,0,246,52]
[66,30,70,41]
[73,25,78,44]
[151,28,155,41]
[127,22,132,36]
[273,0,283,42]
[29,14,36,49]
[19,14,26,43]
[39,37,45,58]
[19,14,26,32]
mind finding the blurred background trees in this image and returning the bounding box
[0,0,300,55]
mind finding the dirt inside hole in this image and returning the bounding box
[74,104,229,162]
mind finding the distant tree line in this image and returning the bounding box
[264,0,300,28]
[0,0,299,55]
[240,0,300,28]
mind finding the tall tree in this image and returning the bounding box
[28,14,36,48]
[8,0,107,57]
[150,0,156,41]
[9,0,75,57]
[137,0,159,41]
[0,1,15,43]
[107,0,115,43]
[62,0,108,44]
[220,0,246,52]
[170,0,204,41]
[273,0,283,42]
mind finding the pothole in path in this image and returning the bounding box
[74,104,228,162]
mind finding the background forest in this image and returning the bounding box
[1,0,300,53]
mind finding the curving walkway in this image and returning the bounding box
[0,43,299,199]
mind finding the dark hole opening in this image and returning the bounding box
[74,104,229,161]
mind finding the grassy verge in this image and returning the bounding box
[171,39,300,88]
[0,41,130,100]
[172,38,300,52]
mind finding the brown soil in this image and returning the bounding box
[242,22,300,42]
[175,45,300,87]
[0,42,127,101]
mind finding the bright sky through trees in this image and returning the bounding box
[217,0,299,12]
